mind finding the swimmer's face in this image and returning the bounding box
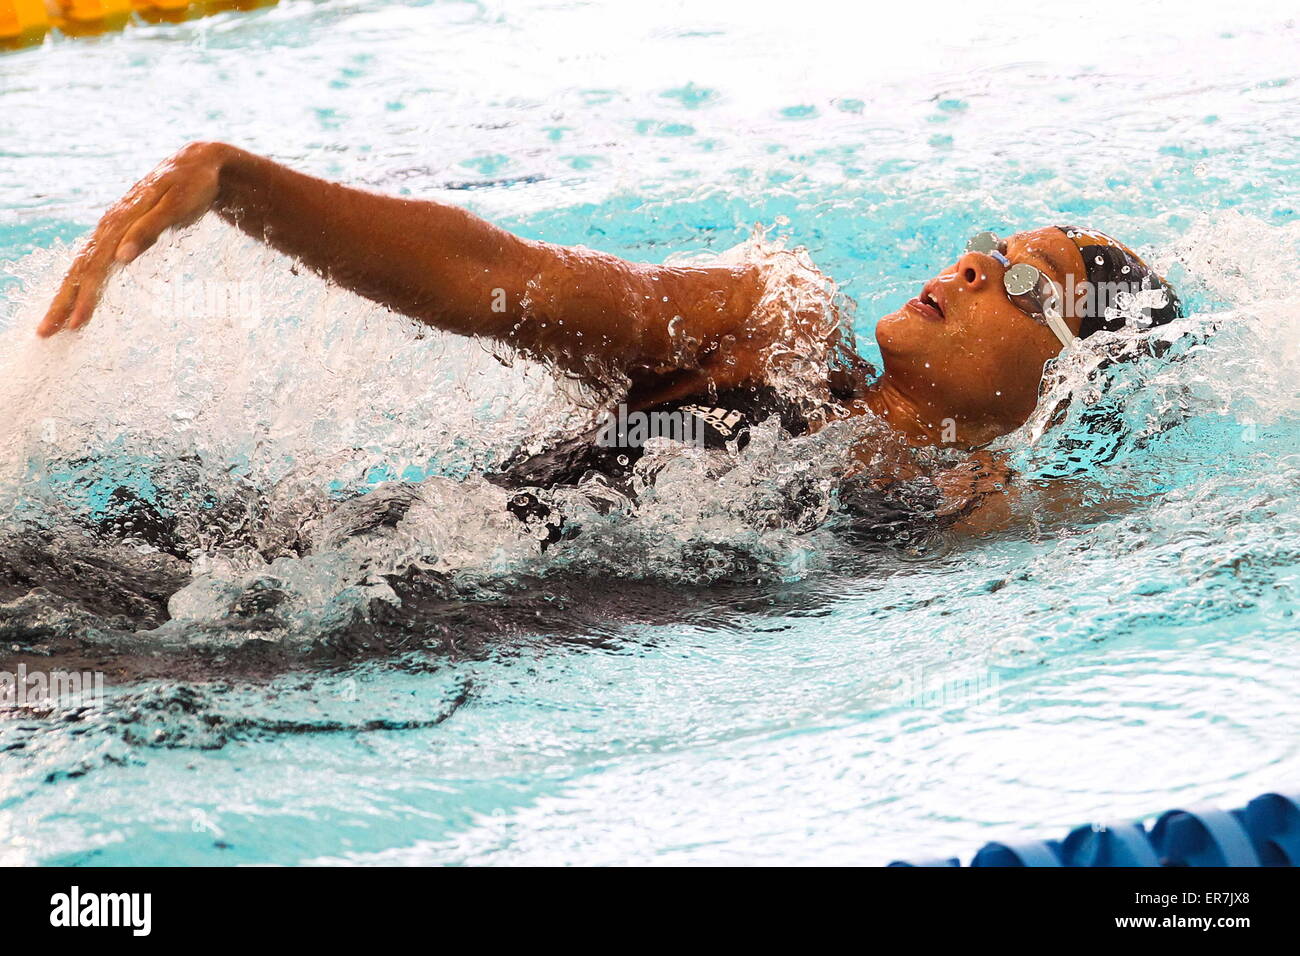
[874,227,1087,441]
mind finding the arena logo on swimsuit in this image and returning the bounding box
[595,402,713,450]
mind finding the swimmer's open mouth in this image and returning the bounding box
[906,281,945,321]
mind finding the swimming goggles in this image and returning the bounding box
[965,231,1075,349]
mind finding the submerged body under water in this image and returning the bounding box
[2,0,1300,865]
[0,296,952,681]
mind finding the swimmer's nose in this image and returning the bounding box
[953,252,992,292]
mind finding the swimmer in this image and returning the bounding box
[35,142,1182,534]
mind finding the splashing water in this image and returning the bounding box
[1011,212,1300,481]
[2,206,1295,672]
[0,215,919,656]
[2,0,1299,867]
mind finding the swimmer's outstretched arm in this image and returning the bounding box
[38,142,765,393]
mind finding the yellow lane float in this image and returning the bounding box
[0,0,279,46]
[49,0,132,35]
[0,0,49,46]
[133,0,201,25]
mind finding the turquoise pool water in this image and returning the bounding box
[1,0,1299,865]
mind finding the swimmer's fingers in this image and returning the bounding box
[38,228,121,337]
[37,195,148,337]
[39,144,225,338]
[932,452,1014,517]
[41,180,179,335]
[37,278,79,338]
[64,218,138,333]
[66,258,115,332]
[113,184,178,266]
[116,152,223,265]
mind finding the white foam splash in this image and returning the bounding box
[1007,212,1300,476]
[0,218,579,499]
[2,211,1295,638]
[0,217,875,637]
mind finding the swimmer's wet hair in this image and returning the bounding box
[1055,224,1183,337]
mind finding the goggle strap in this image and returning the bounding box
[970,230,1076,350]
[1044,312,1075,350]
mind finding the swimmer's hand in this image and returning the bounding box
[933,450,1014,521]
[935,452,1129,535]
[38,141,228,337]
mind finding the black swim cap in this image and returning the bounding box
[1055,225,1183,337]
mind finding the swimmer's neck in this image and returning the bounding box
[861,374,1008,449]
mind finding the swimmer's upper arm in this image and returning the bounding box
[496,245,766,382]
[211,148,767,380]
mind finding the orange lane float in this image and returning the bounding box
[133,0,200,25]
[48,0,133,35]
[0,0,50,47]
[1,0,279,46]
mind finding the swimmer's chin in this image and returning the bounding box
[874,307,940,361]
